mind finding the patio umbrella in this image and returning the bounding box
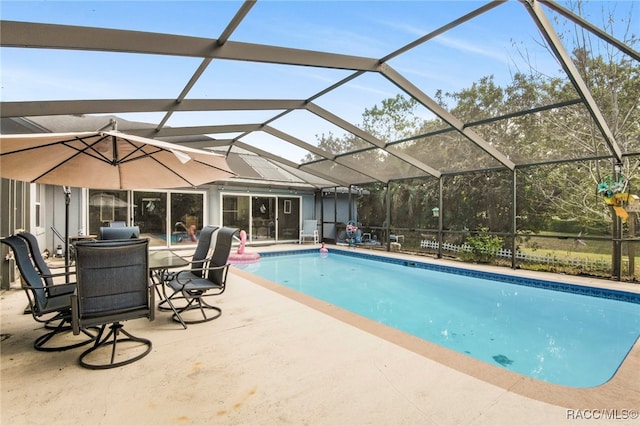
[0,129,236,269]
[0,130,235,189]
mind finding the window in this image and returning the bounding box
[88,190,128,234]
[34,183,43,229]
[88,189,205,248]
[133,190,205,248]
[170,192,204,245]
[222,195,250,231]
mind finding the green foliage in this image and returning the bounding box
[460,228,504,263]
[313,3,638,241]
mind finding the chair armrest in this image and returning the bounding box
[172,263,230,285]
[47,283,76,297]
[173,270,194,286]
[42,271,76,279]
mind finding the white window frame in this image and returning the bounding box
[31,183,45,234]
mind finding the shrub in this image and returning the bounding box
[461,228,503,263]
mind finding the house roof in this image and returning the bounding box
[1,115,330,190]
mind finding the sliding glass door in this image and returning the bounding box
[222,194,300,242]
[277,197,300,241]
[88,189,204,248]
[252,196,275,241]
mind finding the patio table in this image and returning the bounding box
[148,250,189,304]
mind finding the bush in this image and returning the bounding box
[461,228,503,263]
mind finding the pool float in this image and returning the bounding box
[597,175,639,221]
[346,221,359,247]
[228,230,261,264]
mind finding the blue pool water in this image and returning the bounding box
[241,250,640,388]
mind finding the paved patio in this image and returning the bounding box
[1,245,639,425]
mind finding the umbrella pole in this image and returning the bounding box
[63,186,71,282]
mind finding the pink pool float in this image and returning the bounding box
[228,230,261,264]
[319,242,328,257]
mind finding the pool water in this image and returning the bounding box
[242,251,640,388]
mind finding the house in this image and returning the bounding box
[0,115,357,288]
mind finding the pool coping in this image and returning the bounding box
[232,247,640,409]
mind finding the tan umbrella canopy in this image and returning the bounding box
[1,129,235,271]
[0,130,235,189]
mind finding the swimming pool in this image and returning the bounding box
[240,249,640,388]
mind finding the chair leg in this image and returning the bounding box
[171,295,222,326]
[163,291,188,329]
[157,294,188,312]
[33,317,97,352]
[78,323,152,369]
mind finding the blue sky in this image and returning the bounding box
[1,0,637,161]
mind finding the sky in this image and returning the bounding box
[1,0,637,162]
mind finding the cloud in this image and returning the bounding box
[371,19,428,38]
[435,35,511,64]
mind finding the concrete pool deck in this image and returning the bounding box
[1,244,639,425]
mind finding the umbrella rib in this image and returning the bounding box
[115,136,172,163]
[26,135,114,182]
[190,158,235,174]
[0,136,94,156]
[113,140,199,186]
[3,132,233,188]
[146,154,198,187]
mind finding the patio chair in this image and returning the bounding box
[299,219,319,244]
[1,235,95,351]
[18,231,75,297]
[156,224,218,317]
[163,227,237,328]
[98,226,140,240]
[72,238,154,369]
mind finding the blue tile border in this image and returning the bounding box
[258,248,640,305]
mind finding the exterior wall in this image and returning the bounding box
[1,179,12,289]
[0,178,322,288]
[212,183,316,243]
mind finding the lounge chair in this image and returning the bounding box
[299,219,319,244]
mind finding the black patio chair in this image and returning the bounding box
[72,238,154,369]
[163,227,237,328]
[1,235,95,351]
[18,232,75,296]
[98,226,140,240]
[156,225,218,320]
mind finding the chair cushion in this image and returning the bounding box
[42,292,74,314]
[168,272,223,292]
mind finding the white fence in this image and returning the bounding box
[419,240,612,271]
